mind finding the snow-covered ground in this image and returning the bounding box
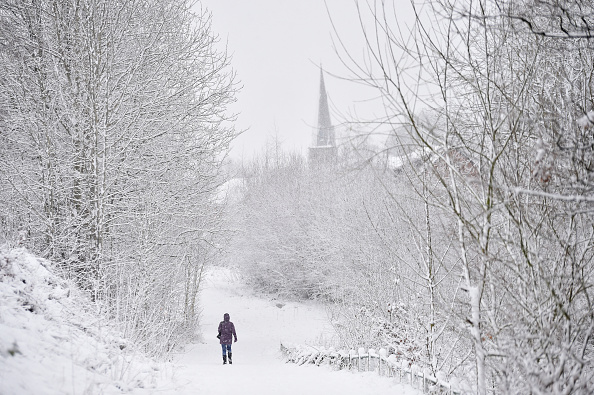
[0,248,421,394]
[169,267,421,395]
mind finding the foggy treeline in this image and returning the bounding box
[228,1,594,394]
[0,0,236,356]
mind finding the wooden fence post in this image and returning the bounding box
[387,354,397,379]
[358,348,365,372]
[379,348,387,376]
[422,368,426,391]
[349,349,357,372]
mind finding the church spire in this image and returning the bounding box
[315,68,335,147]
[308,68,337,168]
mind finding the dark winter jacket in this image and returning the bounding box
[218,313,237,345]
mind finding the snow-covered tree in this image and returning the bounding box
[0,0,236,355]
[331,0,594,392]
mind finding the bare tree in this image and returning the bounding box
[331,0,594,393]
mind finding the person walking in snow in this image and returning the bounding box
[217,313,237,364]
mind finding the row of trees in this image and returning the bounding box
[338,0,594,393]
[0,0,236,356]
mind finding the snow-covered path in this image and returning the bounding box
[168,268,421,395]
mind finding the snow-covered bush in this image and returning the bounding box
[228,151,334,300]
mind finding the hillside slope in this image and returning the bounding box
[0,247,167,394]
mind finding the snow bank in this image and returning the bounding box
[0,247,165,394]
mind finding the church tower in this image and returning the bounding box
[308,69,337,167]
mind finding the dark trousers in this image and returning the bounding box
[221,343,232,356]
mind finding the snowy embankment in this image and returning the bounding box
[0,247,421,394]
[0,247,168,394]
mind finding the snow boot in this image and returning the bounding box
[223,355,227,365]
[228,353,232,364]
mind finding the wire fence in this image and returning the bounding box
[280,343,465,394]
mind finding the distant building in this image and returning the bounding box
[308,69,337,168]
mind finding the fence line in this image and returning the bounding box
[280,343,465,394]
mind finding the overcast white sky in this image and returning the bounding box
[200,1,406,161]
